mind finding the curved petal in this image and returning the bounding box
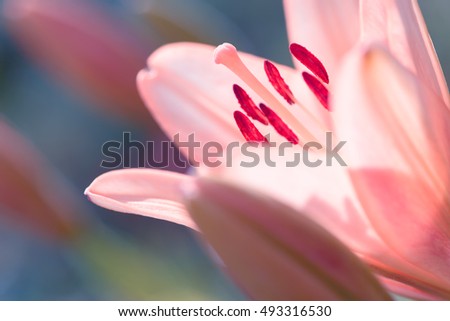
[333,46,450,285]
[85,169,196,229]
[283,0,359,76]
[185,178,390,300]
[360,0,449,106]
[199,147,384,256]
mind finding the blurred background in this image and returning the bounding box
[0,0,448,300]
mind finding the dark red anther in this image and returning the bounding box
[290,43,329,84]
[302,72,329,110]
[233,84,268,125]
[264,60,295,105]
[233,111,268,142]
[259,104,299,145]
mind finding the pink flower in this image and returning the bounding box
[86,0,450,299]
[3,0,150,123]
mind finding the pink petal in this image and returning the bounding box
[199,148,385,257]
[360,0,449,106]
[333,45,449,181]
[333,46,450,286]
[350,169,450,289]
[0,118,80,239]
[85,169,196,229]
[185,178,390,300]
[283,0,359,76]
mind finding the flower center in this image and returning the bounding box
[214,42,331,146]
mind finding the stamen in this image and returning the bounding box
[260,103,299,145]
[214,43,317,142]
[233,111,267,142]
[264,60,295,105]
[290,43,329,84]
[302,72,330,110]
[233,84,268,125]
